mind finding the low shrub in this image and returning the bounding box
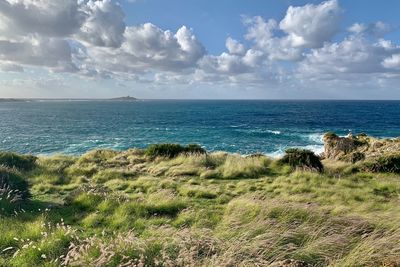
[0,167,30,200]
[0,151,37,171]
[362,154,400,173]
[278,148,323,172]
[185,144,206,154]
[350,152,365,163]
[0,168,30,212]
[145,144,206,158]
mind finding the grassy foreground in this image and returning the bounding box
[0,147,399,267]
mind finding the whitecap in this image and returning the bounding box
[266,130,281,135]
[265,147,286,158]
[301,144,325,155]
[306,133,324,144]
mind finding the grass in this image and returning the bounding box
[0,152,37,171]
[0,147,399,266]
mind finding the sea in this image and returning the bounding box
[1,100,400,157]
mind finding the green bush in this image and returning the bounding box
[145,144,205,158]
[362,154,400,173]
[185,144,206,154]
[0,168,30,212]
[0,167,30,200]
[278,148,323,172]
[0,151,37,171]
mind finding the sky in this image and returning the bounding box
[1,0,400,99]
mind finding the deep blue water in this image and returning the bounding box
[1,100,400,157]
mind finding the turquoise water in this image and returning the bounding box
[1,100,400,157]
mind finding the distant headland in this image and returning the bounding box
[0,96,138,102]
[0,98,25,102]
[107,96,138,101]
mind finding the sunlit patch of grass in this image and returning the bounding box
[208,154,272,179]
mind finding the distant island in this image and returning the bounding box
[0,96,138,102]
[108,96,137,101]
[0,98,25,102]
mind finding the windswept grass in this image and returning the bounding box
[1,147,399,266]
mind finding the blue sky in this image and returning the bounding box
[1,0,400,99]
[122,0,400,54]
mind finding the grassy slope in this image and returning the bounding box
[0,149,399,266]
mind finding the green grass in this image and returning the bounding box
[0,148,399,266]
[0,152,37,171]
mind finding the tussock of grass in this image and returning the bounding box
[217,154,272,179]
[0,167,30,212]
[0,151,37,171]
[145,143,206,159]
[1,148,400,266]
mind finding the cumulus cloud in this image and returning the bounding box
[348,21,391,37]
[0,0,205,76]
[241,0,341,62]
[382,54,400,69]
[0,37,77,71]
[279,0,341,48]
[78,0,126,47]
[298,36,400,76]
[226,37,246,55]
[0,0,86,73]
[0,0,400,96]
[0,0,85,38]
[85,24,205,74]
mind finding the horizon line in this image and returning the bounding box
[2,97,400,101]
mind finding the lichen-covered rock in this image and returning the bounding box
[323,132,400,168]
[323,132,367,161]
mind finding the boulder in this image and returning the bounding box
[323,132,400,164]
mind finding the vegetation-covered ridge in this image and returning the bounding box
[0,138,399,266]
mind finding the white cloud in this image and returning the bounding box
[242,0,341,62]
[348,21,391,37]
[199,53,251,74]
[298,36,400,76]
[0,0,205,77]
[279,0,341,48]
[84,24,205,75]
[0,0,85,38]
[0,0,400,98]
[244,16,277,48]
[382,54,400,69]
[78,0,126,48]
[226,37,246,55]
[0,37,77,71]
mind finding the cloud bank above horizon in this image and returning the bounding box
[1,0,400,99]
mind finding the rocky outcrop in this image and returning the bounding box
[323,132,400,163]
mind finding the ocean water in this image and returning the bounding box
[1,100,400,157]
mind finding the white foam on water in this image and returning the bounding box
[306,133,324,144]
[266,130,281,135]
[302,144,325,155]
[265,147,286,158]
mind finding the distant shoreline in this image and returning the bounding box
[2,98,400,102]
[0,97,139,102]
